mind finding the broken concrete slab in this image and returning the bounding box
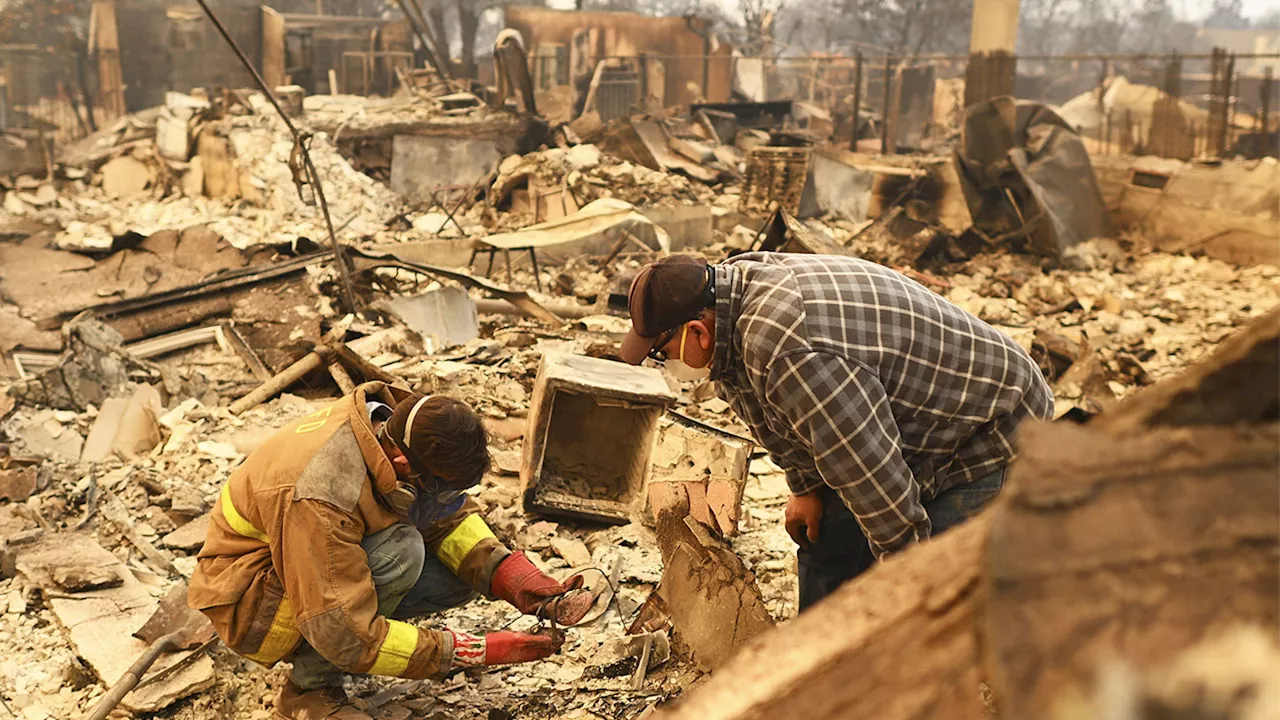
[8,314,155,412]
[84,384,164,461]
[1092,155,1280,267]
[100,155,152,198]
[650,517,774,672]
[0,504,37,546]
[565,144,602,170]
[648,414,753,537]
[670,137,716,165]
[54,564,125,592]
[639,205,715,253]
[522,353,675,525]
[80,398,128,464]
[169,486,209,518]
[0,227,247,326]
[14,533,123,591]
[113,385,163,458]
[155,111,190,161]
[0,467,37,503]
[17,412,84,463]
[600,117,720,183]
[390,135,503,204]
[160,512,211,551]
[549,536,592,569]
[41,539,216,712]
[15,184,57,207]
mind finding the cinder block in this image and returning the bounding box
[521,353,675,524]
[647,413,754,536]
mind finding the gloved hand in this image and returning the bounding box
[491,552,594,626]
[448,629,563,668]
[785,490,824,549]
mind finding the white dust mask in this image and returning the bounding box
[665,325,711,382]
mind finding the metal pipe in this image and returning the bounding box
[84,634,180,720]
[230,348,333,415]
[192,0,360,314]
[880,53,893,155]
[684,16,712,99]
[849,51,862,152]
[474,298,595,319]
[1262,66,1274,158]
[391,0,452,82]
[1220,53,1235,156]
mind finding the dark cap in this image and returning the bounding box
[619,254,713,365]
[384,394,490,487]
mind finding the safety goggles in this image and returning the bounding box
[643,266,716,363]
[645,325,683,363]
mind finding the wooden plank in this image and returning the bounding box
[654,513,991,720]
[218,322,271,381]
[92,0,125,119]
[100,493,181,578]
[261,6,287,89]
[984,421,1280,718]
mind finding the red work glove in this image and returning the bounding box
[448,629,563,667]
[491,552,594,626]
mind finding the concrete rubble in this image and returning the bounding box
[0,34,1277,720]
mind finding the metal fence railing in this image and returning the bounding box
[530,49,1278,161]
[0,46,94,145]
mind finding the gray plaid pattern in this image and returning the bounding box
[710,253,1053,557]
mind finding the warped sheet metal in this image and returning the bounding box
[479,198,671,263]
[954,97,1109,258]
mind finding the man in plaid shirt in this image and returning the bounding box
[620,253,1053,609]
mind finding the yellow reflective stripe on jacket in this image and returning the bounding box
[368,619,419,676]
[243,596,301,666]
[437,514,496,573]
[220,483,269,542]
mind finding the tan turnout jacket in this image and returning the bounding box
[188,382,510,679]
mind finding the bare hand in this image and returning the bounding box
[785,492,823,548]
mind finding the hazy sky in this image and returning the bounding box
[1179,0,1276,20]
[547,0,1278,22]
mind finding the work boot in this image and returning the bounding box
[272,682,372,720]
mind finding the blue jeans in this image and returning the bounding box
[290,523,478,689]
[796,467,1005,611]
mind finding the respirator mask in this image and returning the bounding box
[667,325,712,382]
[653,324,711,382]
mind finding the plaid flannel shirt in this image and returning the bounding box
[710,253,1053,558]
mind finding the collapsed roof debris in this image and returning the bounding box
[1,2,1278,719]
